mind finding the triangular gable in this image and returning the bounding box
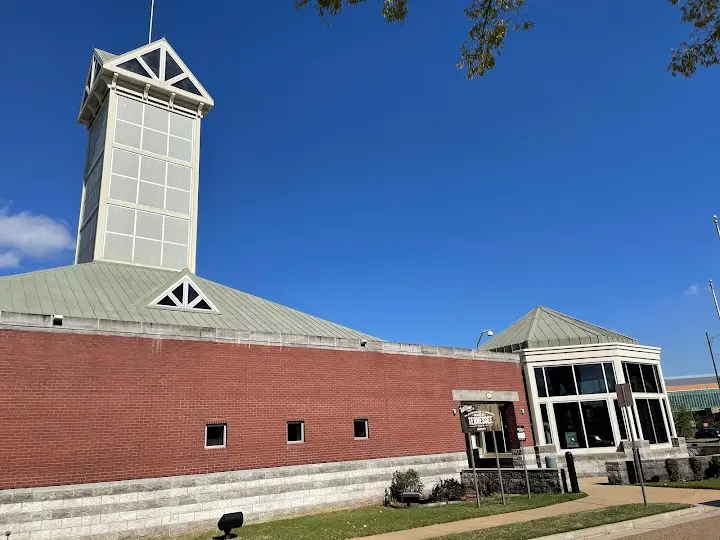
[140,269,218,313]
[103,39,213,105]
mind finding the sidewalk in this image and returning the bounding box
[352,477,720,540]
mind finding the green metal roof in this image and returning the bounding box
[480,306,637,352]
[668,389,720,412]
[0,261,377,340]
[94,49,116,64]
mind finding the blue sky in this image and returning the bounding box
[1,1,719,375]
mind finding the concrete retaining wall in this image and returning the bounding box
[0,452,466,540]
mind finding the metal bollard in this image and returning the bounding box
[564,452,580,493]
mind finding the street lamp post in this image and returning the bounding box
[705,333,720,404]
[476,329,494,350]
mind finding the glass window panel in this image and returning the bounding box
[118,58,151,78]
[143,105,169,133]
[168,136,193,162]
[545,366,577,397]
[287,421,304,443]
[205,424,225,447]
[649,399,669,443]
[104,232,133,262]
[534,368,547,398]
[553,402,586,449]
[165,53,184,80]
[614,400,628,440]
[354,419,368,439]
[139,156,166,185]
[654,366,664,393]
[662,399,673,437]
[135,210,163,240]
[574,364,607,395]
[133,237,162,267]
[163,216,189,245]
[581,400,615,447]
[106,205,135,236]
[116,96,143,124]
[636,399,656,444]
[169,113,194,140]
[171,76,203,96]
[540,404,553,444]
[115,121,142,149]
[604,363,616,393]
[641,364,659,393]
[109,175,138,203]
[187,284,199,304]
[194,299,212,310]
[112,149,140,178]
[157,295,178,307]
[172,284,184,301]
[166,188,190,215]
[141,49,161,77]
[167,163,192,190]
[162,242,188,270]
[137,181,165,210]
[141,128,168,156]
[625,363,645,393]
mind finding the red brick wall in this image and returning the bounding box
[0,328,532,489]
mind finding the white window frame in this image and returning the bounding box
[148,275,218,312]
[287,421,305,444]
[528,356,674,453]
[354,419,369,440]
[205,423,226,449]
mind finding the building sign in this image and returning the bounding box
[516,427,526,441]
[460,403,501,433]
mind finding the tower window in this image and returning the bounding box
[165,53,184,80]
[141,49,161,77]
[172,77,203,97]
[118,58,152,78]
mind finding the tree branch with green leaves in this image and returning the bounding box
[296,0,720,79]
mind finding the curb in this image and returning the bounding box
[528,506,712,540]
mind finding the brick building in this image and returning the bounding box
[0,40,533,539]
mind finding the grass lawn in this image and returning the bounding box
[648,478,720,489]
[179,493,586,540]
[439,503,690,540]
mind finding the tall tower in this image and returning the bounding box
[76,39,213,272]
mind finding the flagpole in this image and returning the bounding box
[149,0,155,44]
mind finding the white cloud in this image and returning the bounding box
[0,205,75,267]
[684,283,699,296]
[0,252,20,268]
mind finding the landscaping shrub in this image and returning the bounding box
[385,469,424,504]
[706,456,720,479]
[690,458,703,481]
[429,478,464,502]
[665,458,680,482]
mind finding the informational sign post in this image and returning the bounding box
[616,383,648,506]
[460,404,505,505]
[517,427,531,499]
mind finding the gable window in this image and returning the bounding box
[205,424,226,448]
[354,419,369,439]
[149,276,217,312]
[287,421,304,444]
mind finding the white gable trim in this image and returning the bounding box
[149,276,218,313]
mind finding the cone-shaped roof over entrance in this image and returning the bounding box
[480,306,637,353]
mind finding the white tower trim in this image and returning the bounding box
[75,39,214,273]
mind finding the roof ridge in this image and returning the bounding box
[541,306,635,340]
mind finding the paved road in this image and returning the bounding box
[625,514,720,539]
